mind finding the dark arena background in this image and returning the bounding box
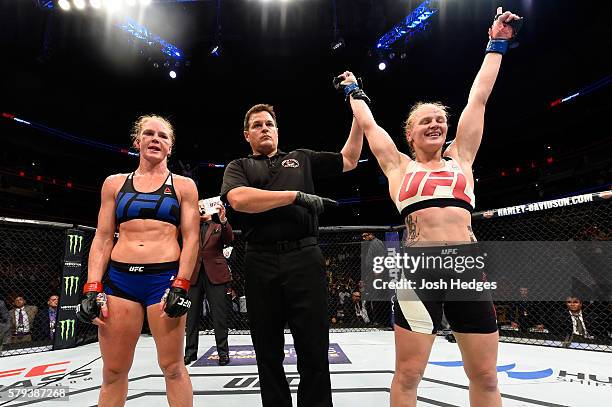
[0,1,611,406]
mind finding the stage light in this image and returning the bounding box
[90,0,102,9]
[210,45,221,57]
[126,0,136,6]
[169,70,177,79]
[58,0,71,11]
[140,0,151,5]
[330,38,345,52]
[378,62,387,71]
[104,0,122,12]
[73,0,86,9]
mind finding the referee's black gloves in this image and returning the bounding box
[294,191,339,215]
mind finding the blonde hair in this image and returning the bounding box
[403,101,449,158]
[131,115,175,148]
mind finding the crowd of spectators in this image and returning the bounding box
[0,293,59,351]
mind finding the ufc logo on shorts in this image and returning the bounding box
[129,266,144,272]
[398,171,471,202]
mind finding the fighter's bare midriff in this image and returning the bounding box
[111,220,181,263]
[403,206,475,246]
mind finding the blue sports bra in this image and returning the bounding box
[115,172,180,227]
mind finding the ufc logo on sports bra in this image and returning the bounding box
[398,171,471,202]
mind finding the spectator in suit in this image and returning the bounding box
[33,294,59,342]
[510,287,547,333]
[362,231,392,326]
[228,287,240,314]
[0,297,9,350]
[342,291,372,327]
[9,295,38,344]
[553,296,607,342]
[185,201,234,366]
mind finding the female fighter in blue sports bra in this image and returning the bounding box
[76,115,199,407]
[338,8,522,407]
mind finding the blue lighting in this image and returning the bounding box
[117,18,184,61]
[375,0,439,50]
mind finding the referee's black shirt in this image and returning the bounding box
[220,149,343,243]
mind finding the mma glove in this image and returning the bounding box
[294,191,339,215]
[333,76,371,104]
[76,281,106,324]
[163,278,192,318]
[486,12,524,55]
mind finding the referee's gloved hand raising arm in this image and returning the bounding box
[294,191,339,215]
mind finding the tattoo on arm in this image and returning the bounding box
[467,225,477,242]
[405,215,420,246]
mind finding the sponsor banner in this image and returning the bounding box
[362,241,612,302]
[65,229,84,260]
[472,190,611,220]
[55,229,85,350]
[192,343,351,367]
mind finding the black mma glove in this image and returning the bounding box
[76,281,107,324]
[162,278,192,318]
[333,76,371,104]
[486,8,524,55]
[294,191,339,215]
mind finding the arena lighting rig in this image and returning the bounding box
[373,0,439,70]
[375,0,439,50]
[38,1,186,76]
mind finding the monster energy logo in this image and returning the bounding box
[59,319,75,341]
[64,276,80,296]
[68,234,83,255]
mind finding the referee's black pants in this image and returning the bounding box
[245,244,332,407]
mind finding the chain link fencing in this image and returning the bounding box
[1,190,610,356]
[470,191,612,351]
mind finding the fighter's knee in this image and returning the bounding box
[393,365,425,391]
[466,368,499,392]
[159,360,185,380]
[102,365,130,383]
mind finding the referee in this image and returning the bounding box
[221,103,363,407]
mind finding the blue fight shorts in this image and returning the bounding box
[104,260,179,307]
